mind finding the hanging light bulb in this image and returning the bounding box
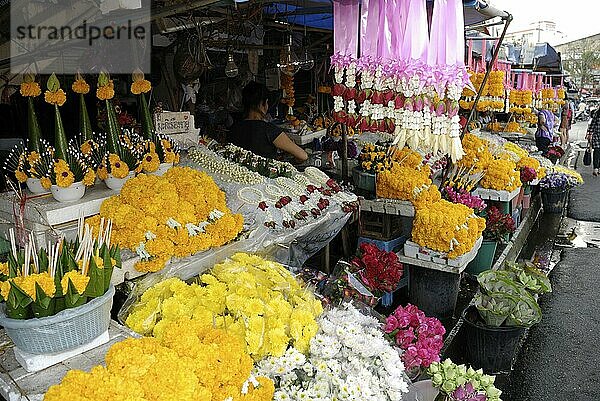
[300,48,314,71]
[278,35,300,76]
[225,53,238,78]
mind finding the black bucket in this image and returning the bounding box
[540,188,567,214]
[462,306,525,373]
[408,265,460,321]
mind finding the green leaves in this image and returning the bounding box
[84,255,105,298]
[65,278,87,309]
[47,73,60,91]
[6,281,33,319]
[54,103,68,160]
[98,71,110,86]
[32,282,56,317]
[27,97,42,152]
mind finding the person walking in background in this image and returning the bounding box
[586,109,600,176]
[536,111,553,154]
[559,102,572,146]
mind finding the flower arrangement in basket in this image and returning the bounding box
[384,304,445,377]
[0,219,120,320]
[428,359,503,401]
[483,206,515,243]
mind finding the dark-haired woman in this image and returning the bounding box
[229,81,308,162]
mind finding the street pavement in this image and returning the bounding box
[568,122,600,222]
[504,122,600,400]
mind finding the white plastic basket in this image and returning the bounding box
[0,286,114,355]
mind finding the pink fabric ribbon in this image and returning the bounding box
[401,0,428,62]
[360,0,381,58]
[333,0,360,58]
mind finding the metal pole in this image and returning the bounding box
[341,124,349,183]
[463,13,513,136]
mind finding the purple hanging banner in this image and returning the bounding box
[334,0,360,57]
[360,0,380,58]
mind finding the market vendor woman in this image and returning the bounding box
[229,81,308,162]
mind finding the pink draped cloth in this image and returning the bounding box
[333,0,360,58]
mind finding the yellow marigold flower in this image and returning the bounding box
[141,152,160,172]
[96,80,115,100]
[0,262,8,276]
[20,82,41,97]
[83,169,96,186]
[71,78,90,94]
[27,151,40,165]
[40,176,52,189]
[15,169,28,183]
[56,169,75,188]
[61,270,90,294]
[164,149,178,164]
[54,159,69,173]
[13,272,56,300]
[44,89,67,106]
[131,79,152,95]
[97,163,109,180]
[80,140,93,155]
[0,281,10,301]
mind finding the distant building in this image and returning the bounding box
[505,21,567,47]
[556,34,600,92]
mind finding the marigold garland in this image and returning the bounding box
[44,89,67,106]
[131,79,152,95]
[376,163,440,207]
[457,133,493,173]
[412,200,486,258]
[479,159,521,192]
[88,167,243,273]
[20,82,41,97]
[72,78,90,94]
[125,253,323,359]
[96,80,115,100]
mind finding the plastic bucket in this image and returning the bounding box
[462,305,525,373]
[541,188,567,214]
[409,265,460,321]
[404,380,441,401]
[0,286,115,354]
[466,240,498,275]
[352,166,376,193]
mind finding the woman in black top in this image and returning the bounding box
[229,82,308,162]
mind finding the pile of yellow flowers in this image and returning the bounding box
[89,167,243,273]
[488,70,505,97]
[502,142,528,160]
[376,164,440,207]
[509,106,532,115]
[45,320,274,401]
[509,90,533,106]
[479,159,522,192]
[557,88,566,99]
[457,133,493,173]
[412,200,486,259]
[504,121,527,134]
[517,156,546,179]
[125,253,322,359]
[487,122,502,132]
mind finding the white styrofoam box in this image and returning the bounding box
[14,331,110,373]
[360,198,415,217]
[447,236,483,268]
[404,240,418,258]
[473,186,521,202]
[288,128,327,145]
[402,236,483,269]
[0,185,117,227]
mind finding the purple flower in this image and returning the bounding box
[539,173,569,189]
[451,382,488,401]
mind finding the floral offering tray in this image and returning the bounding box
[403,236,483,268]
[472,186,520,202]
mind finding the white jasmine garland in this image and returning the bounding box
[333,96,344,113]
[347,100,357,115]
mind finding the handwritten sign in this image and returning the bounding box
[154,111,200,149]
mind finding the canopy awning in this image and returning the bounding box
[264,0,511,31]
